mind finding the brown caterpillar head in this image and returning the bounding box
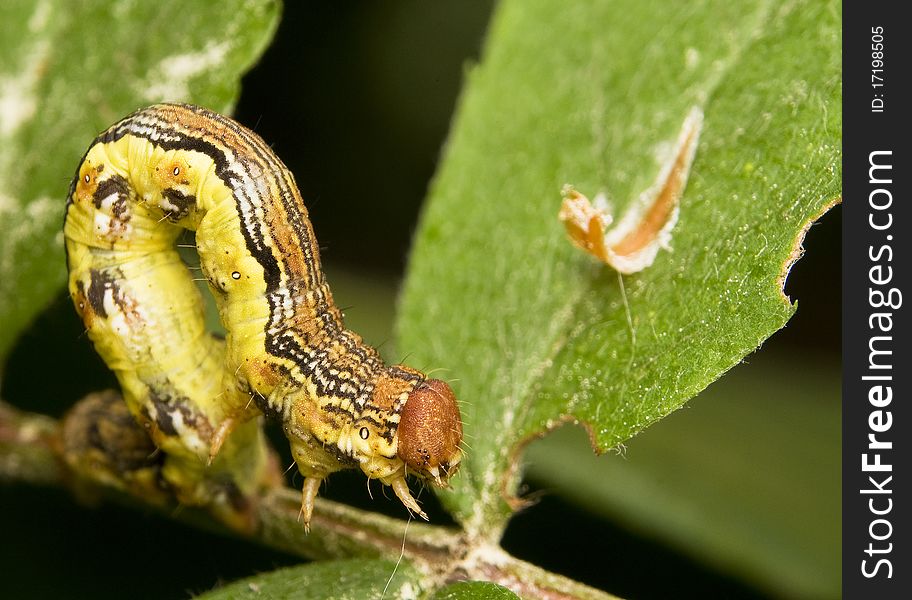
[397,379,462,486]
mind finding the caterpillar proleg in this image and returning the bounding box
[64,103,462,528]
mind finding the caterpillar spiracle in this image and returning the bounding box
[64,103,463,529]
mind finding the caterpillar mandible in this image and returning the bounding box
[64,103,463,529]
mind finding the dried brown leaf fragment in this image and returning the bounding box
[560,106,704,273]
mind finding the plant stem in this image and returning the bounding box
[0,401,62,486]
[0,400,618,599]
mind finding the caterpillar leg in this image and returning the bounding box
[288,430,348,531]
[298,477,323,533]
[390,476,428,521]
[208,403,260,464]
[208,416,237,464]
[60,390,168,505]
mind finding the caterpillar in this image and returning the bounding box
[64,103,462,529]
[60,389,170,507]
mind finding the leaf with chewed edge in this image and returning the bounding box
[397,0,840,533]
[0,0,280,370]
[524,357,841,599]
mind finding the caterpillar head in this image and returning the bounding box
[396,379,463,487]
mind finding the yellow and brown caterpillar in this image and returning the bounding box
[64,103,462,529]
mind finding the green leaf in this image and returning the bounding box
[430,581,520,600]
[194,559,423,600]
[397,0,840,531]
[0,0,280,369]
[524,356,840,600]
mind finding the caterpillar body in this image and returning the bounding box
[64,103,462,528]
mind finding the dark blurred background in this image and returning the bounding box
[1,2,840,598]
